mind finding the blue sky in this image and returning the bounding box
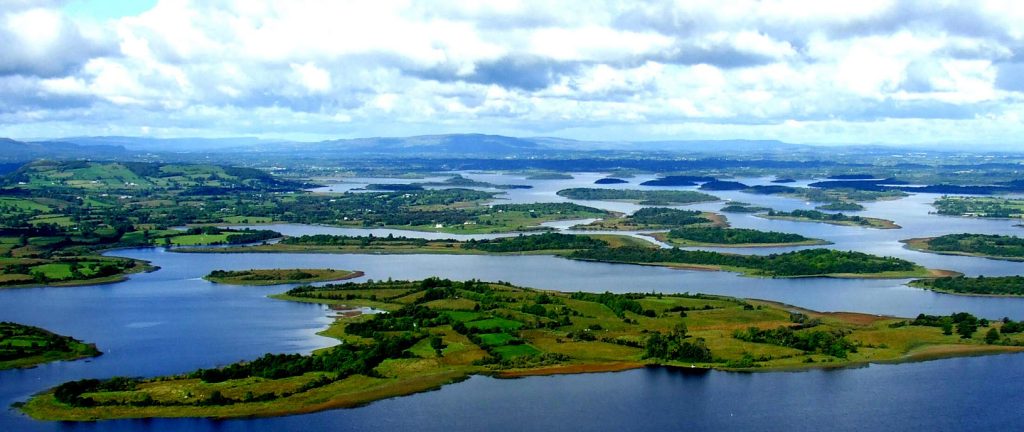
[62,0,156,21]
[1,1,1023,149]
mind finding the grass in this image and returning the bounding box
[20,279,1024,421]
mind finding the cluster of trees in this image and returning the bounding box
[570,247,916,277]
[667,227,811,244]
[912,275,1024,296]
[555,188,717,204]
[465,233,607,252]
[643,323,713,362]
[924,233,1024,259]
[910,312,986,339]
[733,326,857,358]
[569,292,647,317]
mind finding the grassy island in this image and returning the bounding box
[650,227,830,248]
[902,234,1024,261]
[909,276,1024,296]
[556,188,719,205]
[757,209,900,229]
[21,278,1024,421]
[204,269,364,285]
[1,322,100,370]
[932,196,1024,219]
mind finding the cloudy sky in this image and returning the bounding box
[2,0,1024,147]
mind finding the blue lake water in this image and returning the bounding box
[2,174,1024,431]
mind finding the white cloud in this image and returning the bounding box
[0,0,1022,147]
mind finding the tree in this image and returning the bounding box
[671,322,688,339]
[985,328,1000,344]
[941,321,953,336]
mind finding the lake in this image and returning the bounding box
[2,173,1023,431]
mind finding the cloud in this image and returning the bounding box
[0,0,1022,147]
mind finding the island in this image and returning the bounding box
[1,322,100,370]
[720,202,771,213]
[594,178,628,185]
[757,209,900,229]
[204,269,364,286]
[569,207,726,231]
[649,227,830,248]
[901,234,1024,261]
[909,276,1024,297]
[815,202,865,211]
[21,278,1023,421]
[556,188,719,205]
[639,175,716,186]
[932,196,1024,219]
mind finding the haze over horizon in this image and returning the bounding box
[3,1,1024,150]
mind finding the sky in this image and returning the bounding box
[1,0,1023,148]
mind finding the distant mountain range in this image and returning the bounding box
[0,133,1011,162]
[19,134,816,157]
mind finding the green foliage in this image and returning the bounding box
[570,247,917,277]
[912,275,1024,296]
[766,209,873,226]
[667,227,812,245]
[733,326,857,358]
[465,233,607,252]
[643,331,712,362]
[923,233,1024,259]
[933,196,1024,218]
[569,292,644,317]
[628,207,710,226]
